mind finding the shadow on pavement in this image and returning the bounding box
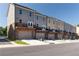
[0,37,12,45]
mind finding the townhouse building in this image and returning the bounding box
[7,3,77,40]
[76,26,79,38]
[64,23,76,39]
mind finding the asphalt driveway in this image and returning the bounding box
[0,36,11,45]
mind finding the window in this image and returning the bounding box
[28,23,30,26]
[43,17,44,22]
[19,10,22,14]
[37,24,38,27]
[37,16,38,20]
[29,11,32,17]
[19,19,22,23]
[30,23,32,26]
[49,19,50,23]
[27,22,33,26]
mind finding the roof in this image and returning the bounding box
[7,3,75,27]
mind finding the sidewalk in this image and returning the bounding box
[0,39,79,48]
[44,39,79,44]
[22,39,49,45]
[0,40,49,48]
[0,44,30,48]
[0,43,48,48]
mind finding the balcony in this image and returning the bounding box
[63,30,67,33]
[55,29,63,33]
[15,22,27,27]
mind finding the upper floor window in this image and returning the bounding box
[19,10,22,14]
[43,17,45,22]
[37,16,38,20]
[49,19,50,23]
[27,21,33,26]
[19,19,22,23]
[28,23,30,26]
[29,11,32,17]
[30,23,32,26]
[36,24,39,27]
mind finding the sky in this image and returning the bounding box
[0,3,79,27]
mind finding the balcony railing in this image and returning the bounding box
[16,22,75,34]
[15,22,27,27]
[15,22,46,31]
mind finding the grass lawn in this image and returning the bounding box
[15,40,29,45]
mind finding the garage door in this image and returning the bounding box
[17,31,32,39]
[58,34,63,39]
[36,33,45,39]
[48,34,55,40]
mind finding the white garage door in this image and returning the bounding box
[18,31,32,39]
[58,34,63,39]
[36,33,45,39]
[48,34,55,40]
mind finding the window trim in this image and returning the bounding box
[19,10,22,14]
[37,16,38,20]
[29,11,32,17]
[19,19,22,23]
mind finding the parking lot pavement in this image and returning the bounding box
[0,36,12,45]
[0,39,12,45]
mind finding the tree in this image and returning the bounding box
[0,26,7,36]
[0,27,3,36]
[3,27,7,36]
